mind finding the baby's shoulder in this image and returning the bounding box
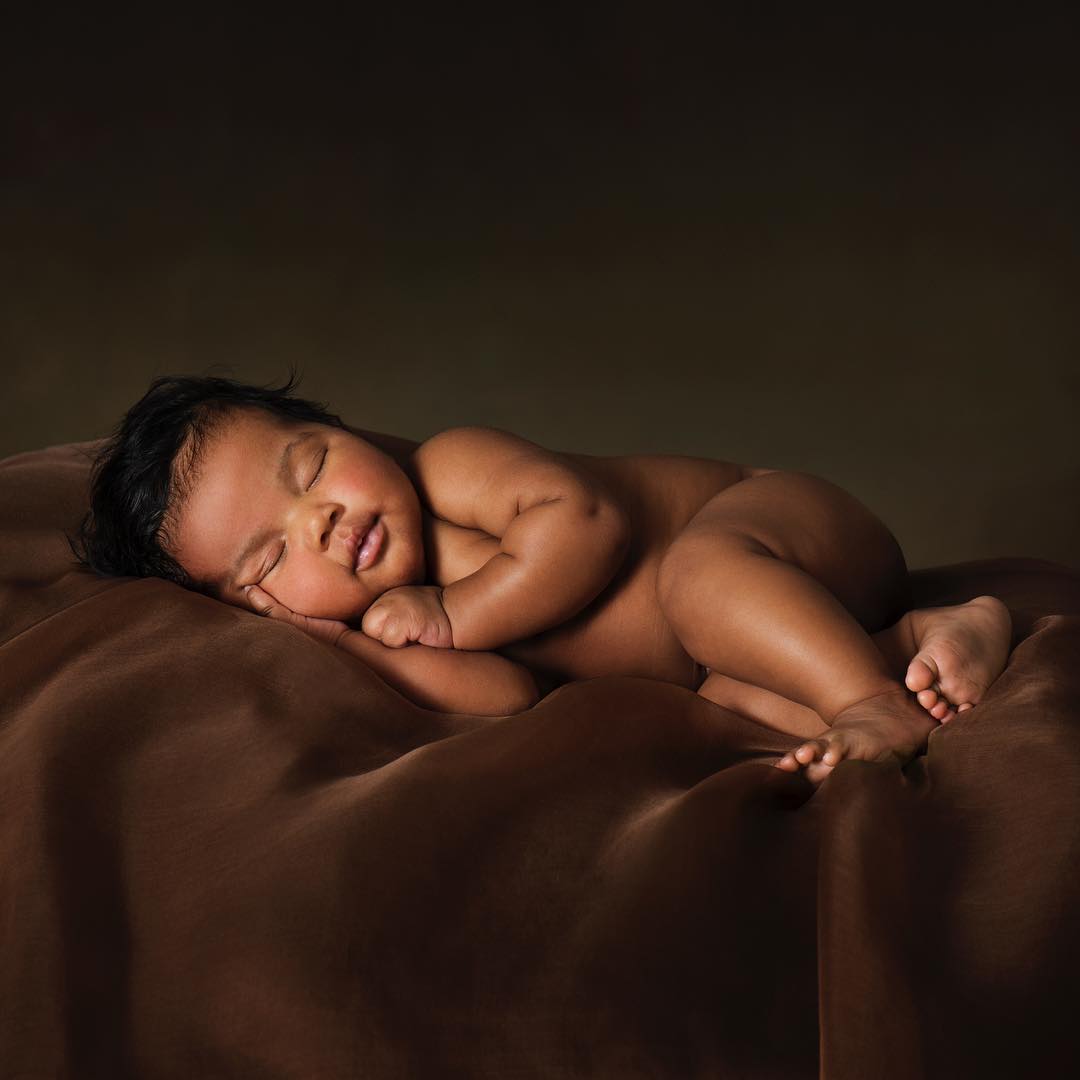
[405,425,614,535]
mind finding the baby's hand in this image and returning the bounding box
[361,585,454,649]
[243,586,352,647]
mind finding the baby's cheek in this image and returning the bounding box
[272,566,357,621]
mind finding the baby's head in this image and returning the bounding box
[74,372,426,622]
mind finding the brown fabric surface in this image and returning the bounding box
[2,441,1078,1079]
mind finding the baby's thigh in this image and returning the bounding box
[656,470,906,629]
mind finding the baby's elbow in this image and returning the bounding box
[514,667,543,712]
[450,659,543,718]
[484,667,542,717]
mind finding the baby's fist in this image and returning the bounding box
[361,585,454,649]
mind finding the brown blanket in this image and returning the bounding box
[2,441,1078,1078]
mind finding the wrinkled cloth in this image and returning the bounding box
[1,441,1078,1079]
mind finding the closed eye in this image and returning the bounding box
[309,449,327,489]
[260,448,328,581]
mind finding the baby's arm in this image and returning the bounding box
[244,584,540,716]
[406,427,631,651]
[337,628,540,716]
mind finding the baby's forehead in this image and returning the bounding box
[222,406,296,440]
[173,408,292,501]
[197,408,299,460]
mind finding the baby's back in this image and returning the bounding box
[422,449,755,691]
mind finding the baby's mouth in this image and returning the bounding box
[354,517,384,571]
[341,519,372,568]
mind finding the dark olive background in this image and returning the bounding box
[2,9,1077,568]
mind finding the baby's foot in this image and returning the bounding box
[903,596,1011,723]
[775,687,937,785]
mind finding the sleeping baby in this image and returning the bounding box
[76,373,1013,785]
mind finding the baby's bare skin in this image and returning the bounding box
[771,597,1012,782]
[173,413,1012,781]
[359,428,1012,781]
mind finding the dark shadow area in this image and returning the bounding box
[2,8,1077,566]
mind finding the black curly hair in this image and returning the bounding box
[69,367,348,599]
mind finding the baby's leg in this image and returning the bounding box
[772,597,1012,779]
[657,470,935,781]
[697,594,1013,740]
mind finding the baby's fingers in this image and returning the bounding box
[360,605,386,640]
[244,586,349,646]
[243,585,279,616]
[244,585,302,626]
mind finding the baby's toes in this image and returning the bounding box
[819,738,850,767]
[941,702,972,724]
[775,740,837,782]
[776,747,812,770]
[776,740,827,771]
[803,734,856,783]
[929,698,952,721]
[803,758,836,785]
[916,687,940,712]
[794,740,829,766]
[905,655,939,694]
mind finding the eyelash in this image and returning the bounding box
[261,448,327,579]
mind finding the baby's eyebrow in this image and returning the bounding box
[228,430,316,586]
